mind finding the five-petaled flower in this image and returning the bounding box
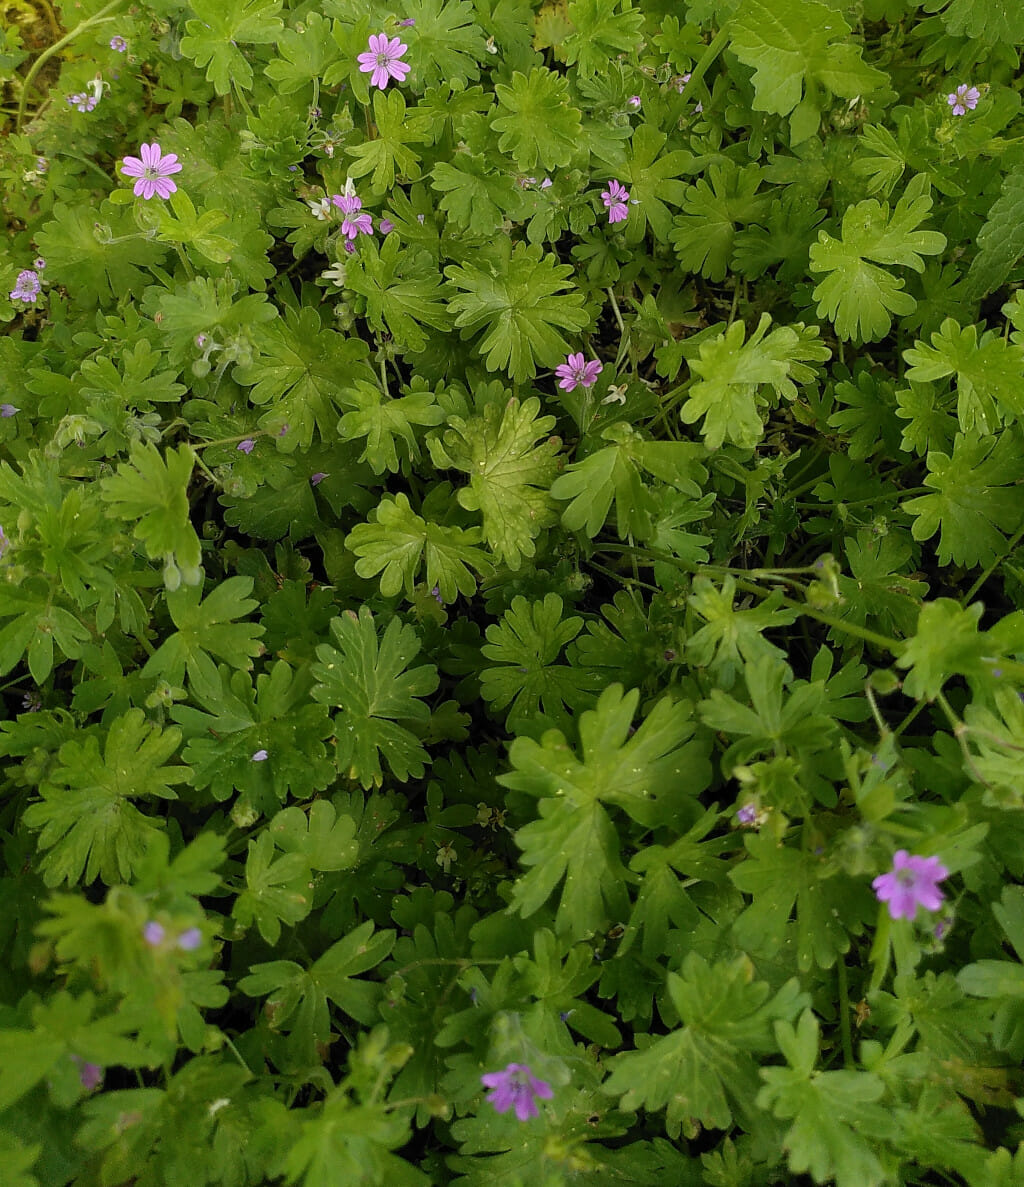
[110,35,128,52]
[120,142,182,200]
[357,33,410,90]
[872,850,949,921]
[601,180,630,224]
[9,269,41,303]
[555,353,603,392]
[67,92,98,113]
[332,193,374,239]
[947,84,980,116]
[481,1063,553,1121]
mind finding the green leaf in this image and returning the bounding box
[809,174,946,342]
[347,491,493,600]
[233,305,374,449]
[730,0,890,144]
[100,442,203,587]
[232,830,313,944]
[902,317,1024,434]
[445,240,589,381]
[268,800,359,872]
[563,0,644,77]
[670,161,769,281]
[263,11,340,93]
[680,314,831,450]
[172,661,335,811]
[22,710,189,887]
[500,684,709,939]
[430,157,524,238]
[0,581,91,684]
[311,607,439,788]
[346,88,431,190]
[337,380,445,474]
[551,423,708,540]
[901,432,1024,569]
[605,954,807,1136]
[343,238,452,355]
[490,68,583,171]
[894,598,991,702]
[239,921,396,1059]
[479,593,601,728]
[179,0,284,94]
[429,393,561,568]
[963,164,1024,300]
[142,576,265,688]
[403,0,487,88]
[758,1011,892,1187]
[157,189,234,265]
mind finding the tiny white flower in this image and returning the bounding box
[307,197,332,220]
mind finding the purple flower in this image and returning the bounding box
[343,240,356,254]
[177,927,202,951]
[627,95,641,109]
[872,850,949,921]
[431,584,444,605]
[540,177,552,189]
[120,143,182,200]
[378,218,395,234]
[357,33,410,90]
[480,1063,553,1121]
[251,748,269,762]
[555,352,603,392]
[9,269,41,303]
[736,804,758,826]
[601,180,630,224]
[947,83,980,116]
[237,438,255,454]
[33,257,45,270]
[1,404,19,417]
[70,1056,103,1091]
[67,92,98,112]
[110,35,128,52]
[310,472,327,485]
[398,17,416,26]
[332,193,373,239]
[143,921,166,946]
[278,423,289,436]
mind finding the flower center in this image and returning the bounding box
[376,52,389,66]
[143,165,160,180]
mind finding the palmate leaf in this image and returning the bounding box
[758,1011,894,1187]
[342,238,452,355]
[680,314,831,450]
[604,954,807,1136]
[902,431,1024,569]
[490,68,582,171]
[142,576,265,689]
[233,305,374,448]
[232,830,313,944]
[22,710,190,887]
[337,381,445,475]
[551,423,708,540]
[500,684,710,940]
[809,174,946,342]
[179,0,284,94]
[99,442,202,588]
[445,240,589,381]
[479,593,602,728]
[730,0,889,144]
[563,0,644,77]
[347,492,493,601]
[594,124,693,245]
[963,164,1024,301]
[346,88,431,190]
[311,607,439,788]
[670,161,769,281]
[430,157,524,238]
[902,317,1024,434]
[172,661,335,814]
[429,394,561,568]
[403,0,486,88]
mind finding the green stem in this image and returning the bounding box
[192,432,264,451]
[676,25,730,105]
[17,0,127,133]
[837,958,853,1067]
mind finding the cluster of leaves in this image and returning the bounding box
[2,0,1024,1183]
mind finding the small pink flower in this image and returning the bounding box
[120,142,182,200]
[310,472,328,485]
[947,83,981,116]
[627,95,641,109]
[872,850,949,922]
[555,352,603,392]
[378,217,395,234]
[143,921,166,946]
[481,1063,553,1121]
[332,193,373,239]
[110,35,128,52]
[70,1056,103,1091]
[9,270,40,303]
[540,178,552,189]
[1,404,18,417]
[177,927,202,951]
[357,33,410,89]
[601,180,630,224]
[237,438,255,454]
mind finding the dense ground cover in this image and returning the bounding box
[2,0,1024,1182]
